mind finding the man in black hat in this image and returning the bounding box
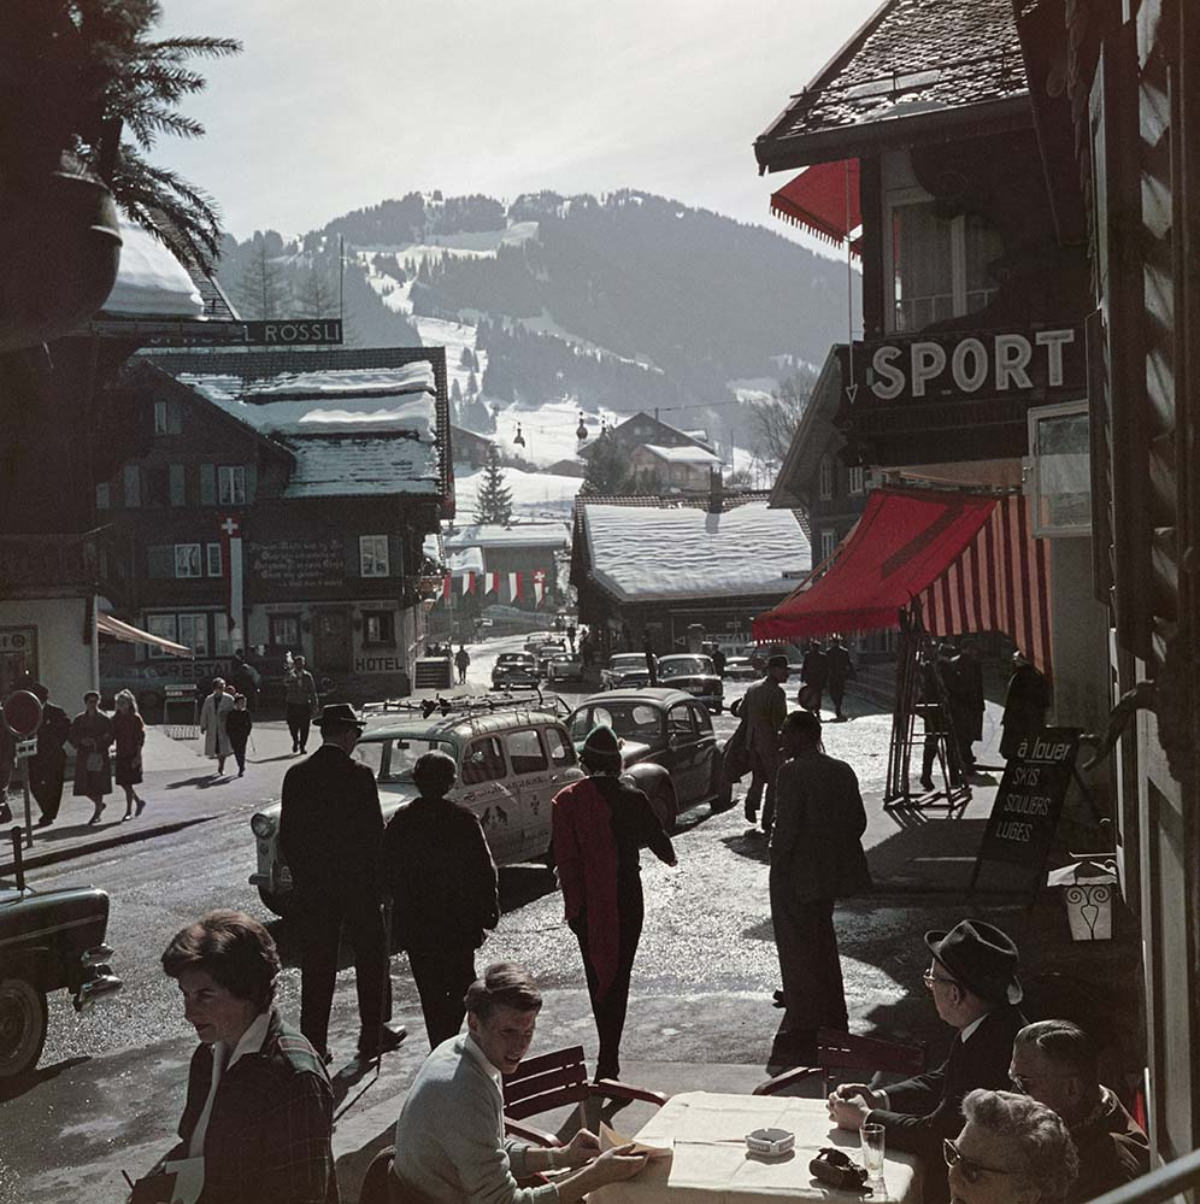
[828,919,1027,1200]
[280,702,405,1065]
[738,652,789,830]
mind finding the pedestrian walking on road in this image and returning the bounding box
[69,690,113,825]
[155,910,338,1204]
[739,653,789,830]
[199,678,235,776]
[383,750,499,1048]
[284,655,320,754]
[567,622,577,653]
[552,725,676,1080]
[225,694,253,777]
[111,689,147,820]
[230,648,261,712]
[799,640,829,714]
[948,643,985,769]
[1001,651,1050,760]
[824,635,855,721]
[768,710,869,1069]
[27,682,70,827]
[454,644,471,686]
[280,702,405,1066]
[642,631,658,686]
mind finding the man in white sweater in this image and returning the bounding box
[391,963,647,1203]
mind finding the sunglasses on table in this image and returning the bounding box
[943,1138,1013,1183]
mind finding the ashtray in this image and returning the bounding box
[745,1128,795,1157]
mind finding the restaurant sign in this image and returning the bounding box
[844,325,1085,407]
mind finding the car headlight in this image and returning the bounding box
[251,813,276,838]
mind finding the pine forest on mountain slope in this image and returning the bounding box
[215,189,856,439]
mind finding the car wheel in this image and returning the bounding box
[649,783,679,835]
[0,976,48,1081]
[712,702,723,715]
[257,886,294,918]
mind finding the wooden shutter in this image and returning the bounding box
[244,462,257,504]
[170,464,186,506]
[147,546,174,579]
[200,463,216,506]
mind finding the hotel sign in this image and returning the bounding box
[243,318,343,345]
[845,326,1085,407]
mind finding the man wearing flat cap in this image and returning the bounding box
[280,703,405,1065]
[829,919,1027,1202]
[738,652,789,831]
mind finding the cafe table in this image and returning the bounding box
[591,1091,923,1204]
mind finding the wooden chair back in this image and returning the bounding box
[818,1028,925,1095]
[359,1146,396,1204]
[503,1044,591,1120]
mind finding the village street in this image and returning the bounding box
[0,634,1022,1203]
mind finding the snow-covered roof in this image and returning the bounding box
[423,532,443,563]
[284,434,439,498]
[444,523,569,550]
[101,219,205,318]
[641,444,722,466]
[448,546,485,573]
[579,500,809,601]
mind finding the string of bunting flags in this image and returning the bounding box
[439,568,547,605]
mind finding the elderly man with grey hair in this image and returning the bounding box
[944,1089,1078,1204]
[1009,1020,1149,1203]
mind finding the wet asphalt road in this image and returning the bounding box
[1,634,1003,1201]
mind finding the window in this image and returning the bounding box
[123,464,141,508]
[1027,401,1091,537]
[213,613,232,656]
[820,529,837,562]
[269,614,301,648]
[145,466,170,507]
[667,704,695,740]
[506,729,548,775]
[177,613,209,656]
[461,736,506,785]
[848,465,865,496]
[175,544,203,578]
[96,483,110,510]
[218,466,246,506]
[170,464,186,507]
[690,704,713,734]
[889,199,1003,333]
[147,546,174,579]
[206,543,223,577]
[818,455,834,501]
[363,610,395,645]
[544,726,576,767]
[360,534,390,578]
[200,464,216,505]
[154,400,169,435]
[146,614,177,659]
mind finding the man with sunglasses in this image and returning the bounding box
[1009,1021,1149,1202]
[828,920,1027,1203]
[944,1088,1077,1204]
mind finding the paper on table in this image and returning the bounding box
[599,1121,674,1161]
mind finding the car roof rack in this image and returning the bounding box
[362,688,559,720]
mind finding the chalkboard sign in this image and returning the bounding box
[972,726,1081,887]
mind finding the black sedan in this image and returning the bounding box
[491,652,539,688]
[600,652,652,691]
[567,688,733,831]
[655,653,724,713]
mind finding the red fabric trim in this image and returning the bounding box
[770,160,862,245]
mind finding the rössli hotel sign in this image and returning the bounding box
[846,325,1085,406]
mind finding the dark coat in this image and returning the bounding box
[280,745,383,900]
[225,710,253,751]
[868,1005,1028,1158]
[173,1009,337,1204]
[383,796,499,953]
[69,709,113,796]
[769,750,870,902]
[1069,1089,1150,1204]
[1002,664,1050,731]
[34,702,71,763]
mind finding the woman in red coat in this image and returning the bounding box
[552,726,676,1080]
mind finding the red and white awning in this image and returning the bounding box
[770,158,862,253]
[97,613,193,658]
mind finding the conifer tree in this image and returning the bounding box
[234,239,289,319]
[475,442,514,526]
[580,429,632,496]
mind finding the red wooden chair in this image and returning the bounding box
[753,1028,926,1098]
[503,1044,669,1148]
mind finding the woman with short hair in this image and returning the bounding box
[154,910,337,1204]
[69,689,113,825]
[945,1089,1079,1204]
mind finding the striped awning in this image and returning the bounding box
[97,613,193,658]
[752,487,1053,678]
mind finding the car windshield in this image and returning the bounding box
[552,655,577,664]
[610,655,645,670]
[499,653,534,665]
[569,702,663,744]
[356,736,458,783]
[659,656,713,677]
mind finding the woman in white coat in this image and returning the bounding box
[199,678,235,775]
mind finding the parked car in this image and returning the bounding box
[600,652,652,691]
[523,633,557,655]
[0,835,122,1080]
[722,656,759,681]
[535,639,568,675]
[492,651,540,688]
[249,703,583,914]
[546,652,585,683]
[655,653,724,713]
[566,688,733,830]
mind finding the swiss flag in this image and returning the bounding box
[533,568,546,607]
[218,514,244,642]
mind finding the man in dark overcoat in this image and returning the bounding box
[739,653,789,830]
[280,702,404,1064]
[768,710,869,1067]
[28,682,71,826]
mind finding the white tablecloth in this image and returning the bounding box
[593,1092,923,1204]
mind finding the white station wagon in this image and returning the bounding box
[249,704,584,915]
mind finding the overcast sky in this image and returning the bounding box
[157,0,879,248]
